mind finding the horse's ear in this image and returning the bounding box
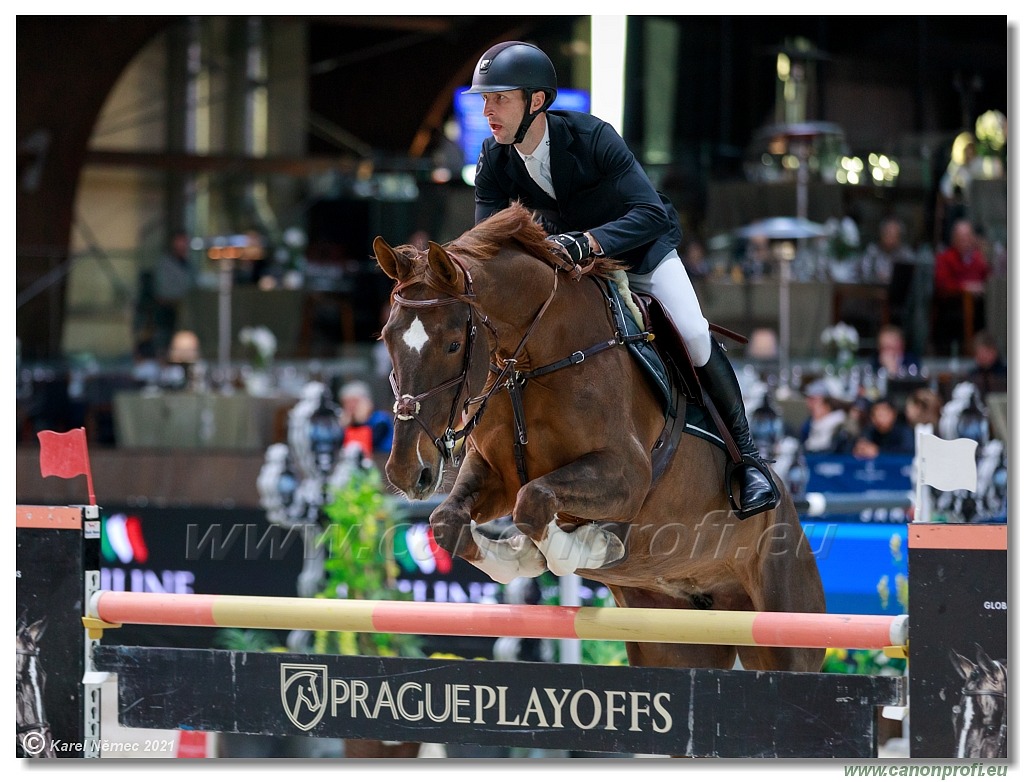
[974,643,1000,675]
[373,236,412,281]
[950,648,973,679]
[425,241,463,290]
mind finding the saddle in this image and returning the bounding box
[604,278,747,466]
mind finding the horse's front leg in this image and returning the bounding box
[513,451,649,576]
[430,448,547,583]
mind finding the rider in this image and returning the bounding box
[466,40,779,519]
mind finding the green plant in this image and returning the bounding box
[315,467,423,658]
[822,647,905,677]
[214,628,287,653]
[581,639,628,666]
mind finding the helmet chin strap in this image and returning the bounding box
[511,107,543,145]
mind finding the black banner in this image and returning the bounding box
[96,646,903,758]
[16,507,93,758]
[909,525,1008,759]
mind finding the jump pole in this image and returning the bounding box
[85,590,908,654]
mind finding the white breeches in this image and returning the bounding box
[627,250,712,366]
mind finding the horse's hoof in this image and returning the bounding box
[537,520,626,576]
[469,520,547,583]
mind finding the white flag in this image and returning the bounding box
[918,432,978,492]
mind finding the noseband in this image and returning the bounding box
[955,685,1008,751]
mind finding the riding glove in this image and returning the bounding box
[548,232,592,265]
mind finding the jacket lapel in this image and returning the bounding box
[547,114,577,199]
[503,151,557,207]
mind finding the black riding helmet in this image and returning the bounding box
[464,41,557,145]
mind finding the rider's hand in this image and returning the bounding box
[547,232,593,265]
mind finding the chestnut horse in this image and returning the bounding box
[374,203,824,673]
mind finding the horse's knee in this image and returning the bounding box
[512,482,560,537]
[429,506,472,555]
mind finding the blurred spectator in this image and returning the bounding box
[904,388,944,430]
[936,132,981,247]
[799,379,848,453]
[682,238,710,280]
[152,230,195,360]
[339,380,394,455]
[933,219,990,354]
[861,217,916,327]
[371,301,395,406]
[967,330,1007,399]
[871,324,919,377]
[746,328,778,361]
[741,234,771,280]
[406,230,431,252]
[834,395,871,454]
[852,398,915,459]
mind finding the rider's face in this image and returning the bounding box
[481,90,528,145]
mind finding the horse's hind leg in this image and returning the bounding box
[736,498,826,673]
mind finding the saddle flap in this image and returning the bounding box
[633,292,702,402]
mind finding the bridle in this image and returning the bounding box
[955,684,1008,751]
[17,645,52,746]
[388,252,559,467]
[388,246,651,483]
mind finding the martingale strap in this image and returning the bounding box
[495,278,656,486]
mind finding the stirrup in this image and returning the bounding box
[724,454,780,520]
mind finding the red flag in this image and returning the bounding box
[37,428,96,504]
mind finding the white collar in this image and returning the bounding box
[516,121,551,165]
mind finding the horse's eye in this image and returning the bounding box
[447,341,462,354]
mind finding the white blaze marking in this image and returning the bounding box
[402,317,429,352]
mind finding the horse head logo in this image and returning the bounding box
[17,615,55,757]
[950,644,1007,758]
[280,664,328,731]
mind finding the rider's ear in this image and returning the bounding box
[373,236,413,281]
[425,241,463,290]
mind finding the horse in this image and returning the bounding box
[373,202,825,674]
[17,616,55,758]
[950,644,1007,758]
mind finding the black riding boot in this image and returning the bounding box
[697,337,780,519]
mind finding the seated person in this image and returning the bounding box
[861,217,917,327]
[834,395,871,454]
[967,330,1007,399]
[852,398,915,459]
[933,219,990,354]
[871,324,919,377]
[904,388,944,431]
[799,379,848,454]
[339,380,394,455]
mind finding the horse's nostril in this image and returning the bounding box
[417,467,433,491]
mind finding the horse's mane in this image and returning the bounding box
[447,202,623,278]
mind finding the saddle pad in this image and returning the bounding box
[603,278,726,454]
[605,277,673,415]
